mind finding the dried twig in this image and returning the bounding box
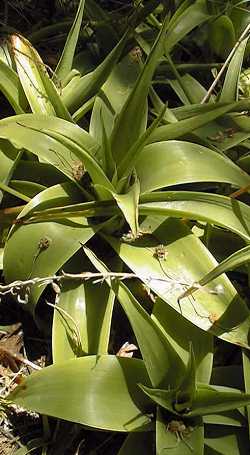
[0,271,191,303]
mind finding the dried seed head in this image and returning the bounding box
[154,244,167,261]
[72,160,85,181]
[38,236,52,250]
[129,46,142,63]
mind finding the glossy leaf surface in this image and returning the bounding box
[8,356,152,432]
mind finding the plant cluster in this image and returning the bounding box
[0,0,250,453]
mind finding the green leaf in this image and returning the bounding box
[0,181,30,202]
[189,384,250,418]
[0,140,21,203]
[152,296,213,384]
[83,245,184,388]
[61,30,129,113]
[171,99,250,121]
[52,280,86,363]
[111,176,140,238]
[8,356,152,432]
[136,140,250,194]
[0,114,113,191]
[208,15,235,59]
[139,383,175,414]
[90,53,141,145]
[3,183,99,312]
[10,180,45,198]
[156,407,204,455]
[149,101,250,143]
[11,35,72,121]
[220,36,249,103]
[40,128,114,194]
[196,245,250,290]
[104,218,250,348]
[167,73,208,105]
[110,14,169,164]
[55,0,85,81]
[165,0,210,54]
[15,199,116,224]
[205,425,250,455]
[175,344,196,413]
[52,253,115,362]
[139,191,250,242]
[117,105,166,181]
[0,59,25,113]
[140,382,250,418]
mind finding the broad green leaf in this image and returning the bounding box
[52,280,86,363]
[205,425,250,455]
[196,245,250,289]
[0,60,25,113]
[61,30,129,113]
[152,297,213,383]
[149,101,250,143]
[136,141,250,194]
[190,384,250,417]
[220,36,249,103]
[204,410,246,428]
[139,191,250,242]
[111,177,140,238]
[10,180,45,198]
[171,99,250,121]
[99,115,116,180]
[175,344,196,413]
[156,407,204,455]
[11,34,53,115]
[140,383,250,417]
[116,282,185,388]
[140,215,213,385]
[83,245,184,388]
[0,113,99,157]
[0,181,30,202]
[104,218,250,348]
[55,0,85,81]
[167,73,208,105]
[110,14,169,163]
[117,106,166,181]
[0,140,21,203]
[8,356,152,432]
[0,114,113,191]
[52,253,115,362]
[40,128,114,194]
[11,35,72,121]
[15,199,116,224]
[3,183,99,312]
[208,15,235,59]
[89,53,141,145]
[165,0,210,53]
[19,190,250,245]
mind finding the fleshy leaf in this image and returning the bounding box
[8,356,152,432]
[55,0,85,81]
